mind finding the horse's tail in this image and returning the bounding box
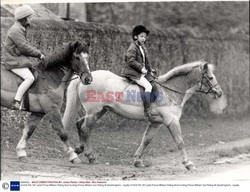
[63,79,82,130]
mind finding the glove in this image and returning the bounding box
[39,54,45,60]
[141,67,148,74]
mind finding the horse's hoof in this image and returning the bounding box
[134,160,145,168]
[74,145,84,155]
[186,164,197,170]
[183,161,196,170]
[85,153,97,164]
[70,157,82,164]
[89,157,98,164]
[18,156,28,162]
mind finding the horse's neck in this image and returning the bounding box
[60,67,74,87]
[160,74,197,106]
[40,66,74,89]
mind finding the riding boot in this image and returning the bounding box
[11,100,21,110]
[142,92,158,117]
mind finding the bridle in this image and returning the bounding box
[62,52,91,83]
[45,66,90,84]
[154,71,219,96]
[197,72,219,94]
[74,70,87,80]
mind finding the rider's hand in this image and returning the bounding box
[141,67,147,74]
[39,54,45,60]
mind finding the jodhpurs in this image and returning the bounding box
[134,75,152,92]
[11,67,35,102]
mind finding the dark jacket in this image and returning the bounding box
[3,22,41,70]
[121,41,153,80]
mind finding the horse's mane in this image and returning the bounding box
[38,41,88,71]
[157,60,208,83]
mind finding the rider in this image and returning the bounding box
[121,25,157,118]
[3,5,45,110]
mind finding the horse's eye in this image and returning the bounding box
[75,56,80,60]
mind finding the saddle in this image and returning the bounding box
[122,69,160,103]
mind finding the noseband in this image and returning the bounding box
[197,72,219,94]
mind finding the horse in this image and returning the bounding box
[1,41,93,163]
[62,60,223,169]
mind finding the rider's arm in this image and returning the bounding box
[8,29,42,59]
[126,46,143,72]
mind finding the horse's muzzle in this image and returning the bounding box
[213,89,223,99]
[84,76,93,85]
[80,72,93,85]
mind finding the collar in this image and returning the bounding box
[15,21,26,31]
[134,40,142,47]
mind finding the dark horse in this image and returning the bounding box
[1,41,92,163]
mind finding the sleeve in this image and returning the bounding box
[11,62,33,69]
[145,57,152,73]
[8,29,41,58]
[126,46,143,72]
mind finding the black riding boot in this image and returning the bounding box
[142,92,158,117]
[11,100,21,110]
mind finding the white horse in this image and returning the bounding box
[63,61,223,170]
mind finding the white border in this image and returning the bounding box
[2,0,250,5]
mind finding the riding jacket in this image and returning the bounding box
[3,21,42,70]
[121,41,153,80]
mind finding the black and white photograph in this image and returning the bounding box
[1,0,249,191]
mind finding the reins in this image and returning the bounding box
[153,80,187,95]
[155,73,219,95]
[121,72,217,96]
[155,74,218,95]
[61,76,79,82]
[43,68,84,83]
[61,70,89,82]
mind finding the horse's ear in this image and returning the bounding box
[203,62,208,71]
[74,41,80,50]
[87,41,90,47]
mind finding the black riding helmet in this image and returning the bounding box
[132,25,150,41]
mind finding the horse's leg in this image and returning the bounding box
[46,109,81,164]
[74,117,85,154]
[167,117,196,170]
[16,113,43,161]
[76,109,107,163]
[133,122,162,168]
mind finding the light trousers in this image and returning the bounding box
[11,68,35,102]
[134,75,152,92]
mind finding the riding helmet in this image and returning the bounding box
[132,25,150,40]
[14,5,34,20]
